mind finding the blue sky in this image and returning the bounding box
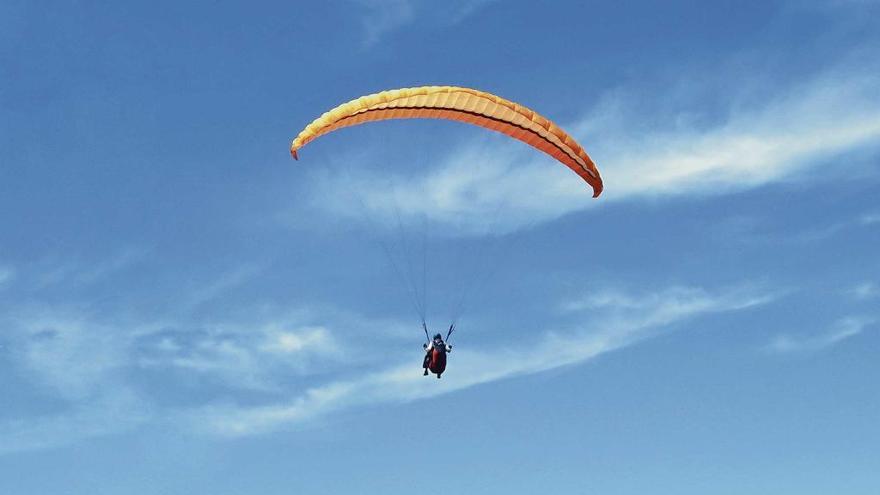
[1,0,879,493]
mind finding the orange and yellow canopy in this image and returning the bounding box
[290,86,603,197]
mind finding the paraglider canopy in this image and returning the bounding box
[290,86,603,197]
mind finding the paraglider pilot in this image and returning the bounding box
[423,325,452,378]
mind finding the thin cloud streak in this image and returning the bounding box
[28,248,149,291]
[355,0,415,47]
[849,282,879,300]
[181,264,262,311]
[765,317,874,353]
[195,286,774,436]
[354,0,497,46]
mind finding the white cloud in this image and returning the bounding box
[595,76,880,200]
[3,294,386,410]
[136,318,344,392]
[260,326,335,354]
[1,263,268,402]
[561,286,776,316]
[10,309,132,400]
[0,299,350,453]
[353,0,499,46]
[704,208,880,246]
[849,282,879,300]
[354,0,415,47]
[0,306,154,454]
[0,282,777,451]
[192,285,774,436]
[448,0,498,23]
[309,62,880,235]
[181,264,262,310]
[22,248,148,292]
[765,317,874,353]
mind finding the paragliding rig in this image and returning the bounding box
[422,321,454,379]
[288,85,606,380]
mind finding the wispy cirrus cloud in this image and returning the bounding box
[765,317,874,353]
[136,322,342,392]
[848,282,879,300]
[20,248,149,292]
[309,58,880,235]
[0,304,155,454]
[0,276,777,451]
[6,308,137,400]
[353,0,498,46]
[193,285,774,436]
[721,208,880,245]
[354,0,415,47]
[560,286,777,318]
[181,263,262,310]
[0,303,350,453]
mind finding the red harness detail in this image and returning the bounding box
[428,348,447,374]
